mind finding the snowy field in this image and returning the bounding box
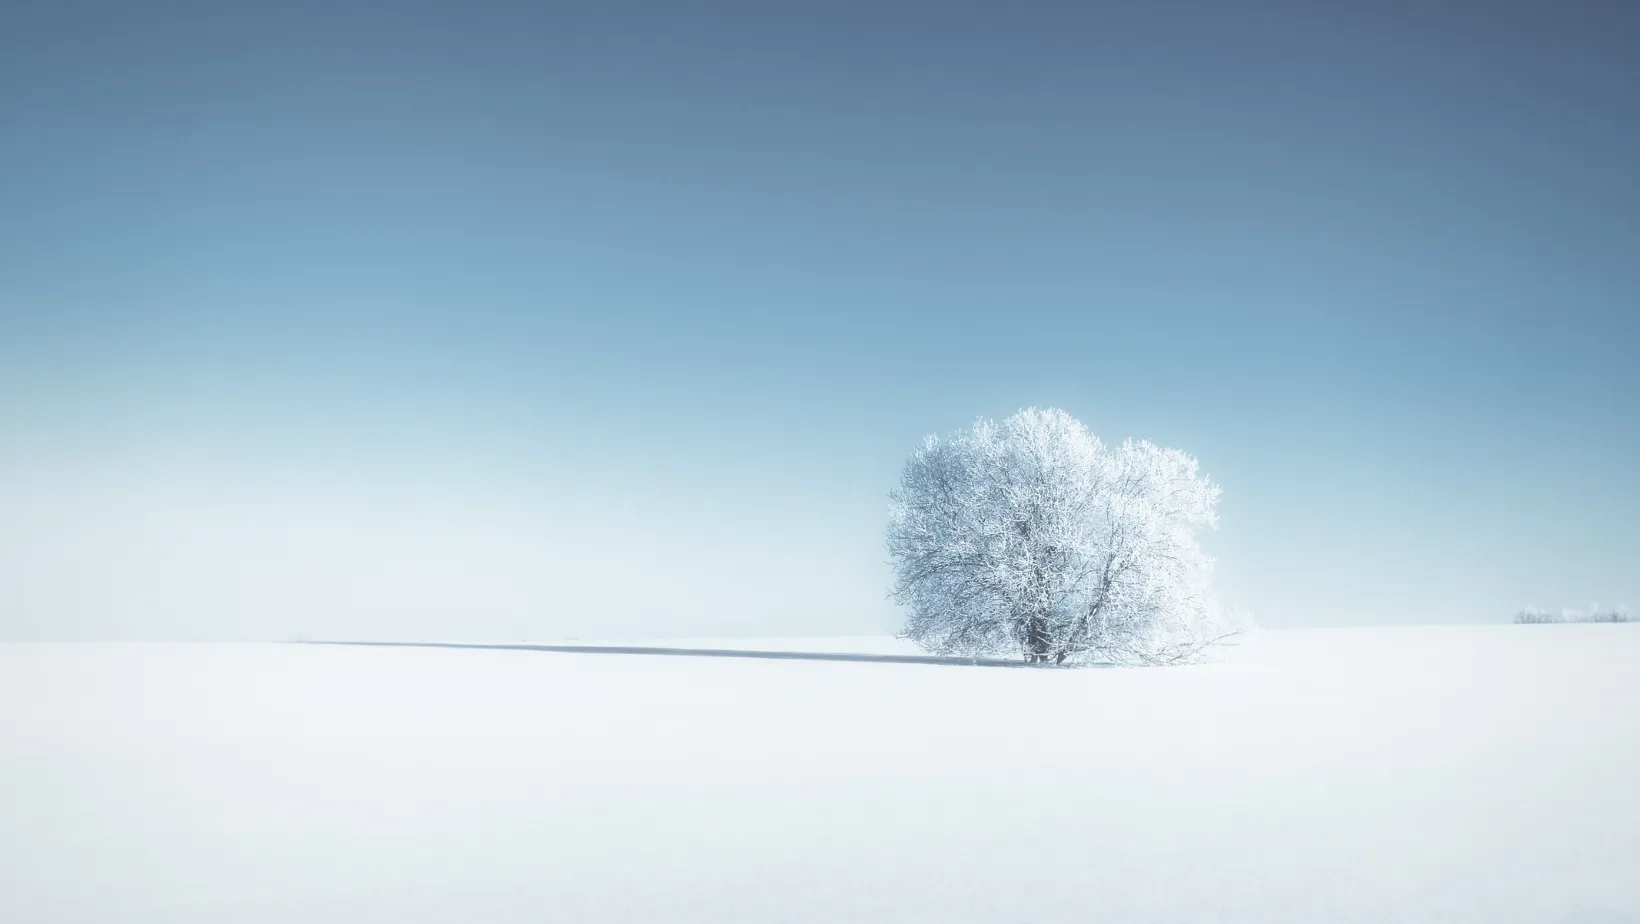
[2,627,1637,923]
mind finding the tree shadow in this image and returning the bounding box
[293,640,1113,668]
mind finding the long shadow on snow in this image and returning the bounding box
[294,640,1112,668]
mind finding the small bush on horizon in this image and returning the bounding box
[1515,605,1630,624]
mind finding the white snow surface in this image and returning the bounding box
[2,626,1636,923]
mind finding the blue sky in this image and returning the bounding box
[2,1,1636,639]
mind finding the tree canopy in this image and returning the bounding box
[887,408,1232,665]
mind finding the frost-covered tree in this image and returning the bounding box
[887,408,1234,665]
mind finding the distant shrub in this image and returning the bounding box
[1515,608,1563,624]
[1515,606,1629,624]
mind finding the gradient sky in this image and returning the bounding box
[2,0,1636,640]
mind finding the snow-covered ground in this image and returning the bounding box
[2,626,1636,922]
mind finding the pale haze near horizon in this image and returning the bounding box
[2,1,1636,641]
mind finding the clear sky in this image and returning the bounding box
[2,0,1635,640]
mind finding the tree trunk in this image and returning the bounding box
[1024,614,1051,663]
